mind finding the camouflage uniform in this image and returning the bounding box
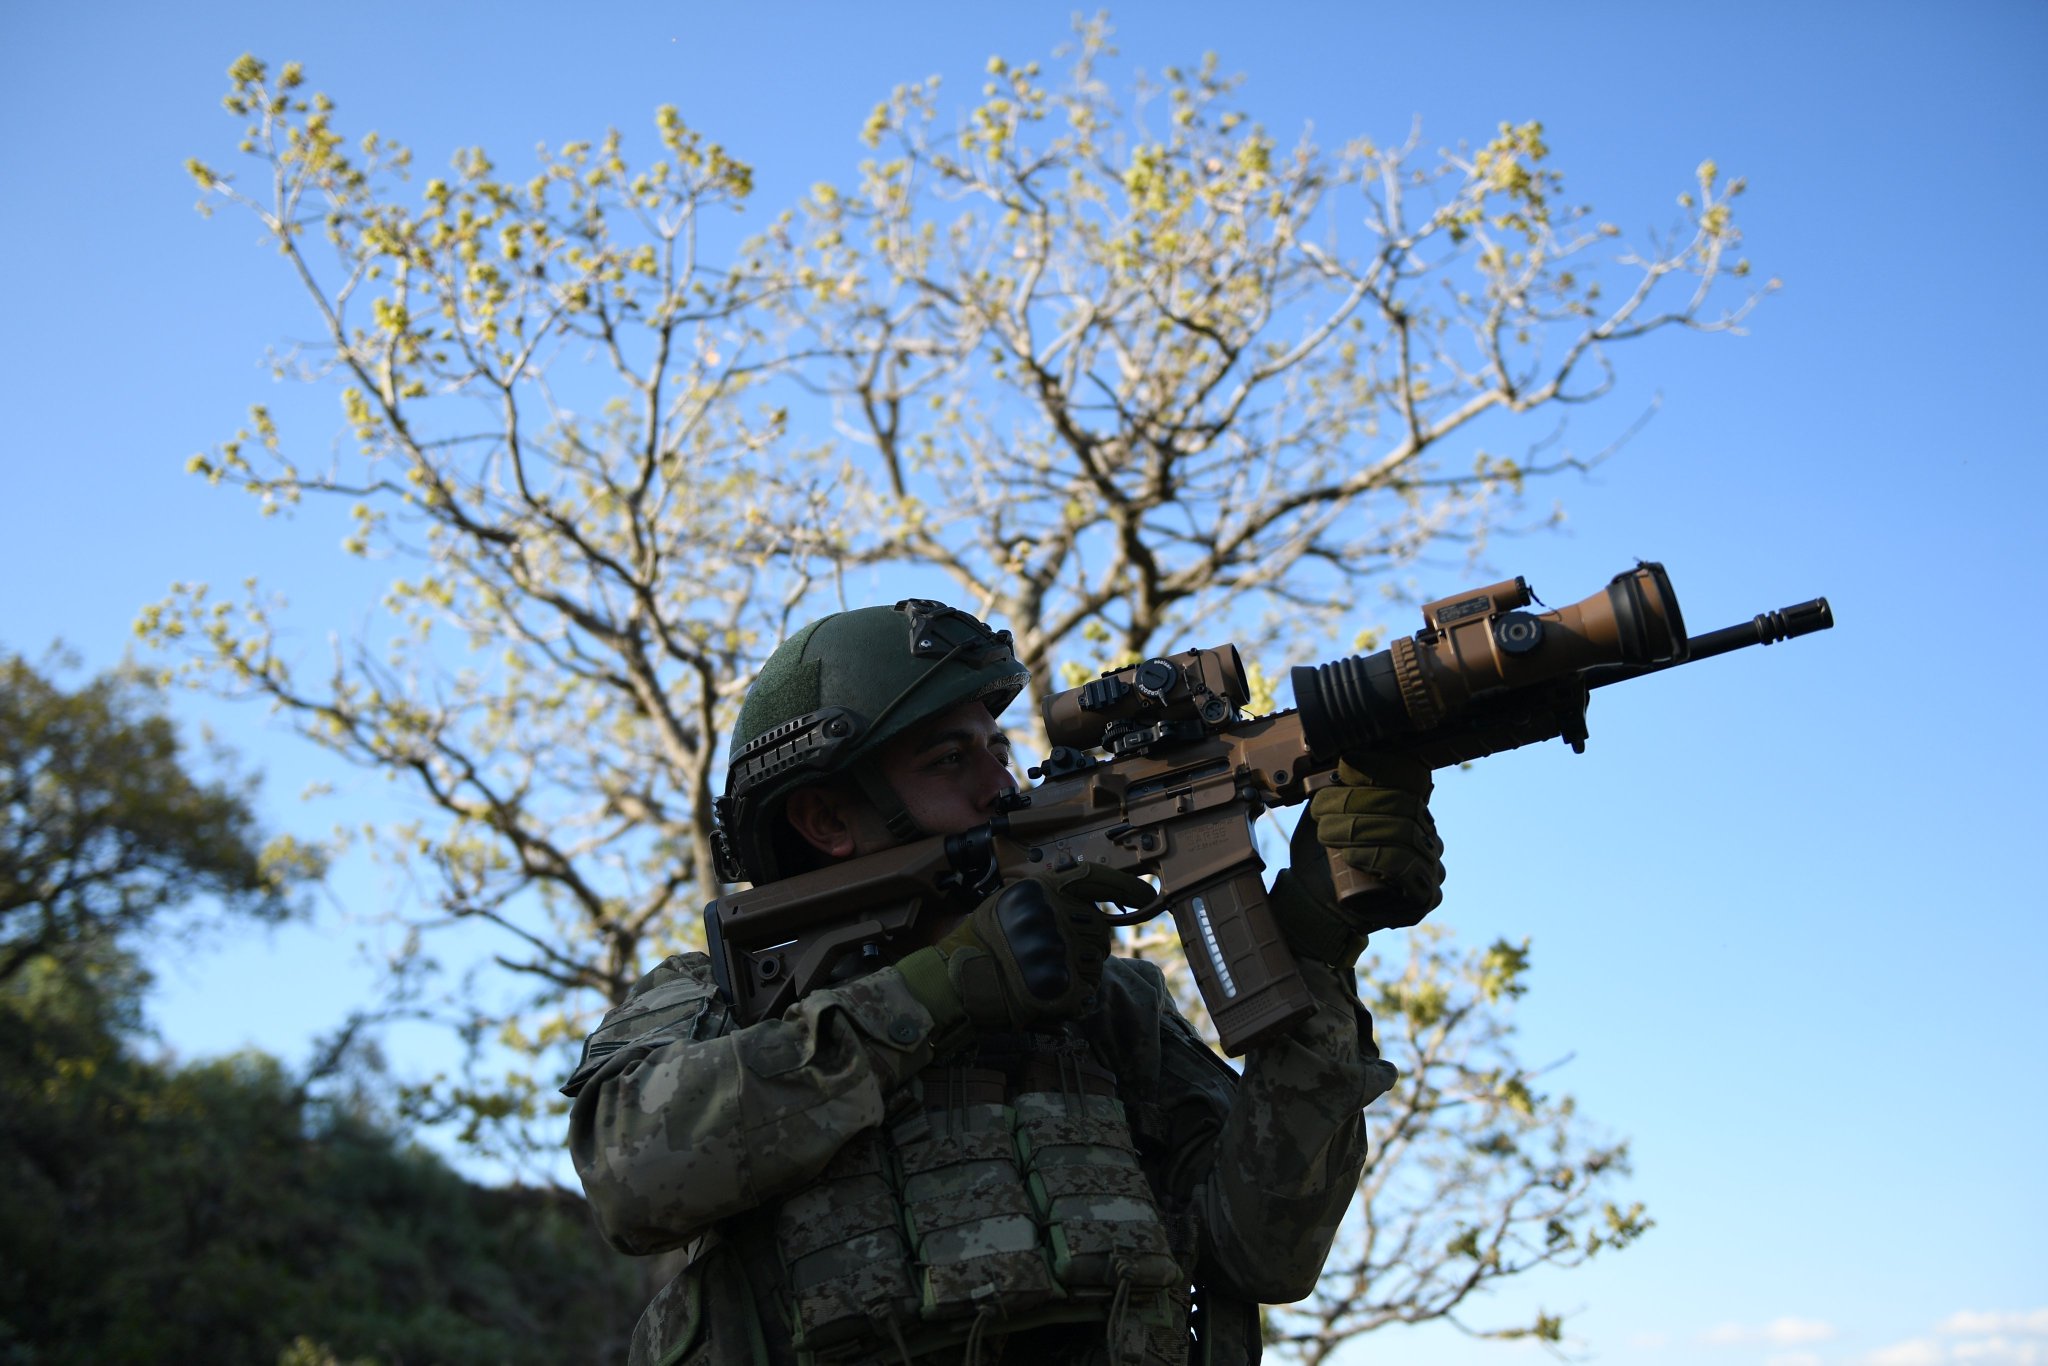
[565,601,1430,1364]
[565,942,1394,1365]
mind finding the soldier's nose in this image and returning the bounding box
[980,761,1018,808]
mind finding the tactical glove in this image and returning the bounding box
[1269,753,1446,967]
[895,862,1153,1034]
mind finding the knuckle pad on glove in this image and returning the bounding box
[990,880,1072,1001]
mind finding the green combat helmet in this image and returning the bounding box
[713,599,1031,885]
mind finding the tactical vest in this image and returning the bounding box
[768,1034,1193,1366]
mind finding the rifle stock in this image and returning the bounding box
[705,564,1834,1055]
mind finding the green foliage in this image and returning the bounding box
[0,651,319,987]
[0,961,640,1365]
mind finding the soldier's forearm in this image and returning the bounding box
[1198,958,1393,1302]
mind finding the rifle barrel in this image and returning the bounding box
[1583,596,1834,690]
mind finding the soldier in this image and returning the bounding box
[564,599,1445,1365]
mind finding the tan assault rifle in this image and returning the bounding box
[704,564,1833,1055]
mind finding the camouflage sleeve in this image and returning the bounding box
[1148,957,1396,1305]
[1206,957,1393,1302]
[562,951,951,1257]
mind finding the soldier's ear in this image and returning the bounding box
[784,784,862,859]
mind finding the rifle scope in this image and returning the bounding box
[1291,562,1689,759]
[1041,644,1252,752]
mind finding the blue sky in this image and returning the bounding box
[3,4,2044,1363]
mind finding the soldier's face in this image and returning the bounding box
[783,700,1018,861]
[867,700,1018,842]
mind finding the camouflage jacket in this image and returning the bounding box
[564,944,1394,1366]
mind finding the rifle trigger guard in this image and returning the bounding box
[1101,893,1169,927]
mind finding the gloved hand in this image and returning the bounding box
[1269,753,1446,967]
[895,862,1155,1033]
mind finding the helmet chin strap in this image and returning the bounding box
[850,765,926,845]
